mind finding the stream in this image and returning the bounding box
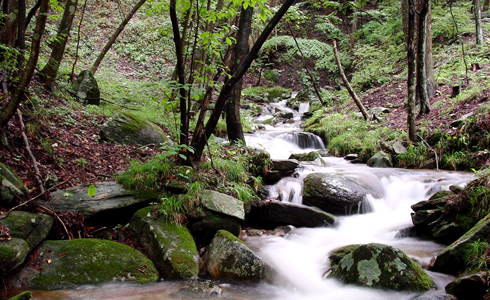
[29,99,475,299]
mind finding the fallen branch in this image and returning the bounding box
[38,204,72,240]
[418,134,440,171]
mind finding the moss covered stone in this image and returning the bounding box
[100,112,168,146]
[0,163,28,208]
[129,207,199,279]
[206,230,270,282]
[0,211,53,251]
[331,243,434,292]
[0,238,29,275]
[6,238,158,289]
[8,291,32,300]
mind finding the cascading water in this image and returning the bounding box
[28,96,476,299]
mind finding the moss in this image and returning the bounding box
[22,239,158,289]
[8,291,32,300]
[215,229,247,247]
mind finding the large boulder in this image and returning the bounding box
[0,211,53,251]
[246,200,335,228]
[100,112,168,146]
[303,173,374,215]
[206,230,270,282]
[191,213,242,246]
[42,181,156,225]
[367,151,393,168]
[445,272,488,300]
[0,238,29,275]
[431,213,490,274]
[6,238,158,289]
[129,207,199,279]
[200,190,245,220]
[264,159,299,184]
[330,243,434,292]
[71,70,100,105]
[0,163,28,208]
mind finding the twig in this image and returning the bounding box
[17,108,45,194]
[418,134,439,170]
[38,204,72,240]
[71,0,88,80]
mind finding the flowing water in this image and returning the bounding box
[26,99,475,300]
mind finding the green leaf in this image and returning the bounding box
[87,184,97,197]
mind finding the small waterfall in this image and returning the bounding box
[276,132,325,149]
[299,102,310,114]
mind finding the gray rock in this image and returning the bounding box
[289,151,326,164]
[100,112,168,146]
[392,141,407,155]
[43,181,156,223]
[206,230,270,282]
[246,200,335,228]
[431,214,490,274]
[344,153,359,161]
[129,207,199,279]
[272,159,299,171]
[369,107,390,117]
[201,190,245,220]
[0,163,28,208]
[0,238,29,275]
[330,243,434,291]
[367,151,393,168]
[0,211,53,251]
[303,173,374,215]
[170,278,222,299]
[6,238,158,289]
[71,70,100,105]
[445,272,488,300]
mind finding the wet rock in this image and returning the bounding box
[303,173,372,215]
[0,211,53,251]
[344,153,359,161]
[289,151,326,164]
[71,70,100,105]
[201,190,245,220]
[8,291,33,300]
[191,213,242,246]
[170,278,222,299]
[431,214,490,274]
[272,159,299,171]
[246,200,335,228]
[0,238,29,275]
[100,112,168,146]
[129,207,199,279]
[445,272,488,300]
[367,151,393,168]
[330,243,434,292]
[206,230,271,282]
[0,163,28,208]
[328,244,361,268]
[412,290,456,300]
[6,238,158,289]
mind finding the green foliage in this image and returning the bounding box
[117,155,172,191]
[432,2,473,41]
[242,85,292,102]
[465,239,490,273]
[397,144,431,169]
[157,194,186,224]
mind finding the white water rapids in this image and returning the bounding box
[28,99,475,299]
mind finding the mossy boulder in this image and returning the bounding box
[0,162,28,208]
[8,291,33,300]
[71,70,100,105]
[206,230,270,282]
[129,207,199,279]
[191,213,242,246]
[100,112,168,146]
[289,151,325,164]
[0,238,29,275]
[330,243,434,292]
[328,244,362,268]
[0,211,53,251]
[6,238,158,289]
[367,151,393,168]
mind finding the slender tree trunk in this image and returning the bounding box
[0,0,48,127]
[190,0,297,162]
[170,0,188,147]
[15,0,26,70]
[332,39,369,120]
[90,0,147,74]
[25,0,41,29]
[407,0,417,143]
[475,0,484,45]
[226,5,253,144]
[416,0,430,116]
[40,0,78,89]
[0,0,18,50]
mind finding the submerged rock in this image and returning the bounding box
[129,207,199,279]
[206,230,270,282]
[100,112,168,146]
[0,238,29,275]
[330,243,434,292]
[170,278,222,299]
[246,200,335,228]
[6,238,158,289]
[0,211,53,251]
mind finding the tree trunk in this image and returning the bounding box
[407,0,417,143]
[475,0,484,45]
[0,0,48,127]
[190,0,297,162]
[25,0,41,29]
[416,0,430,116]
[15,0,26,70]
[0,0,18,49]
[40,0,78,89]
[90,0,147,74]
[332,39,369,120]
[170,0,189,147]
[226,5,253,144]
